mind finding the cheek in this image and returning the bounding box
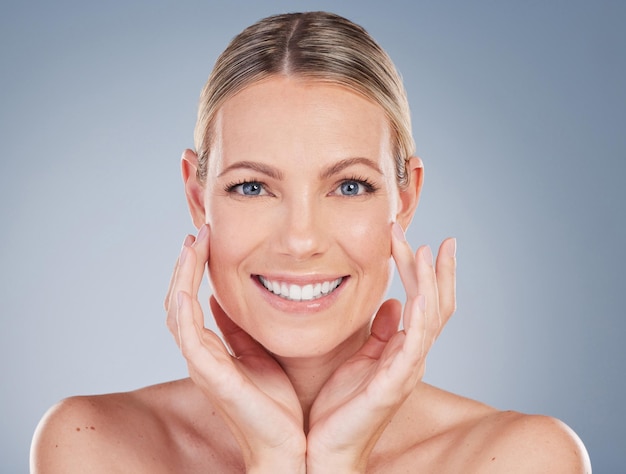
[205,205,256,306]
[336,202,393,259]
[335,202,394,301]
[207,201,262,259]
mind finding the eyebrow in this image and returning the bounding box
[217,156,382,180]
[218,161,284,179]
[319,157,383,180]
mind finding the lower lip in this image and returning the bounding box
[252,276,348,314]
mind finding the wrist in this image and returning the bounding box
[306,451,366,474]
[247,442,306,474]
[248,458,305,474]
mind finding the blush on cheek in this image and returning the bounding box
[205,233,234,299]
[360,223,392,257]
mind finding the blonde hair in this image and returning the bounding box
[194,11,415,187]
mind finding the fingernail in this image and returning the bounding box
[392,222,406,242]
[422,245,433,266]
[180,246,188,264]
[177,291,183,308]
[197,224,209,241]
[446,238,457,258]
[183,234,194,248]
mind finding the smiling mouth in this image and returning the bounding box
[256,275,344,301]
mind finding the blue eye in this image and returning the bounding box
[227,181,267,196]
[241,182,263,195]
[336,178,378,196]
[340,180,362,196]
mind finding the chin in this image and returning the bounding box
[259,322,371,361]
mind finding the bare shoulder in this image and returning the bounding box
[464,410,591,473]
[31,386,167,473]
[30,379,215,474]
[374,384,591,473]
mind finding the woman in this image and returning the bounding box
[31,11,590,473]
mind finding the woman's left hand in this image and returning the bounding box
[306,224,457,473]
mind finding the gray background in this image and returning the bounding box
[1,0,624,472]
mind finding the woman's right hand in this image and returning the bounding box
[164,225,306,474]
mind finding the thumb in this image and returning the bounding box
[371,299,402,343]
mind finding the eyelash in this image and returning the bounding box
[223,176,379,196]
[338,175,379,194]
[224,179,269,196]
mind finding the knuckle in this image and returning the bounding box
[180,340,197,360]
[428,313,441,332]
[441,300,457,318]
[165,314,177,336]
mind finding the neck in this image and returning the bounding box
[272,324,369,430]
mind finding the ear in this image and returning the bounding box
[395,156,423,230]
[181,149,206,229]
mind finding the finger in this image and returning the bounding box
[177,290,213,368]
[390,223,439,347]
[190,224,210,297]
[391,223,437,332]
[390,223,419,301]
[164,234,195,311]
[402,294,427,359]
[210,296,265,358]
[165,235,195,341]
[358,299,402,359]
[435,237,457,327]
[370,299,402,343]
[167,243,198,345]
[395,294,428,386]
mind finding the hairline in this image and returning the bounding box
[197,72,410,189]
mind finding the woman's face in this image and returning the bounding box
[200,76,417,358]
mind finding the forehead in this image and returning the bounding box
[211,76,393,170]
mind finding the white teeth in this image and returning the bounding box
[258,276,343,301]
[289,284,301,300]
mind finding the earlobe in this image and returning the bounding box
[181,149,206,229]
[396,156,423,230]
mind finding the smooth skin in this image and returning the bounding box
[31,77,591,473]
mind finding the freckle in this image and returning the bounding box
[76,427,80,431]
[55,444,58,448]
[491,457,496,461]
[212,411,216,416]
[90,426,95,430]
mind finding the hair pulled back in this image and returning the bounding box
[194,11,415,187]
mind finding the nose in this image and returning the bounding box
[273,194,328,260]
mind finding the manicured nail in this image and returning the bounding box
[183,234,194,248]
[392,222,406,242]
[422,245,433,266]
[446,238,457,258]
[180,246,188,264]
[197,224,209,241]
